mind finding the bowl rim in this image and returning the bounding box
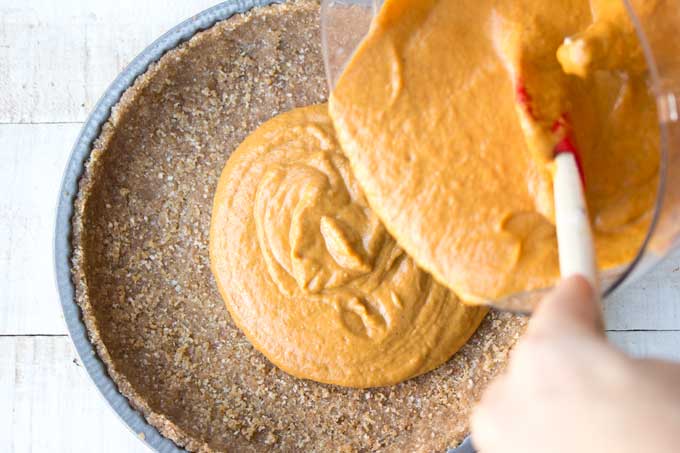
[53,1,282,452]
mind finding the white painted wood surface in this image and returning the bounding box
[0,124,79,335]
[608,331,680,360]
[0,0,218,124]
[0,337,146,453]
[0,0,679,452]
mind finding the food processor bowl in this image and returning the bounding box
[321,0,680,313]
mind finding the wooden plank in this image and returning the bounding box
[604,248,680,330]
[0,123,80,335]
[0,0,219,124]
[608,330,680,361]
[0,336,149,453]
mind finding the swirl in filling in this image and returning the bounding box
[210,104,486,388]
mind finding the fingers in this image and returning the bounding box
[529,275,604,337]
[470,377,508,452]
[472,276,607,453]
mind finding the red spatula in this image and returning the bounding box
[515,77,599,291]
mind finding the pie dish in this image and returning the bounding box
[60,1,526,451]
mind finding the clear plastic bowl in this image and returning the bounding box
[321,0,680,312]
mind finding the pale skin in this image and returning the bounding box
[471,276,680,453]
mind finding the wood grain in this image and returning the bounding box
[0,0,218,124]
[0,123,79,335]
[608,330,680,360]
[604,248,680,330]
[0,336,149,453]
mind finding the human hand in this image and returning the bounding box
[471,276,680,453]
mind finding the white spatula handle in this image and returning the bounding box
[554,153,598,291]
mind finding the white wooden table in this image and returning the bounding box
[1,1,679,452]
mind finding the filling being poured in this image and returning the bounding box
[210,0,661,387]
[330,0,659,304]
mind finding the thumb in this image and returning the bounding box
[528,275,604,337]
